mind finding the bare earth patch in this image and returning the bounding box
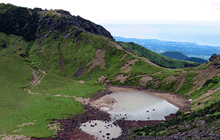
[87,49,106,72]
[79,80,85,84]
[112,74,130,84]
[119,54,128,61]
[29,67,47,89]
[140,76,153,86]
[89,95,118,111]
[17,122,35,127]
[175,71,187,92]
[163,75,177,84]
[95,75,108,83]
[120,59,139,73]
[47,120,64,135]
[12,128,22,132]
[188,64,220,96]
[0,134,31,140]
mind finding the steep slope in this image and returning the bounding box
[1,3,220,140]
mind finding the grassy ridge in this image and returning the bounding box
[118,42,201,69]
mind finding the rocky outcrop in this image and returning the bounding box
[0,3,114,42]
[209,54,220,61]
[35,9,114,40]
[209,54,220,68]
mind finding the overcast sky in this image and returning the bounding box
[1,0,220,46]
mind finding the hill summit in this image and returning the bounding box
[0,3,114,41]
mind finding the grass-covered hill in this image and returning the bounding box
[117,41,202,69]
[1,3,220,140]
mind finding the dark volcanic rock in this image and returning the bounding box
[37,10,114,40]
[1,43,6,48]
[1,4,113,42]
[209,54,220,61]
[209,54,220,68]
[20,53,25,57]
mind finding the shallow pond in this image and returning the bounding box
[80,92,179,140]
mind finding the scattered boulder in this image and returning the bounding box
[13,50,16,53]
[20,53,26,57]
[18,47,22,50]
[1,43,6,48]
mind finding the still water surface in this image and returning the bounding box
[80,92,179,140]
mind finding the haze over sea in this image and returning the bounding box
[4,0,220,47]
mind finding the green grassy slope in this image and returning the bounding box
[0,3,220,139]
[118,42,201,69]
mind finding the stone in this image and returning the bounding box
[20,53,25,57]
[18,48,22,50]
[1,43,6,48]
[13,50,16,53]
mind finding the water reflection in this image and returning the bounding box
[107,92,179,121]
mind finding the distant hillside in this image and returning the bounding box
[185,57,208,63]
[161,51,189,60]
[114,36,219,61]
[161,51,208,64]
[117,41,201,69]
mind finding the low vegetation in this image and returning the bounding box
[0,3,220,139]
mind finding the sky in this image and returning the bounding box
[1,0,220,46]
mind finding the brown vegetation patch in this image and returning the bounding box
[87,49,106,72]
[120,59,139,73]
[187,65,220,96]
[140,76,153,86]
